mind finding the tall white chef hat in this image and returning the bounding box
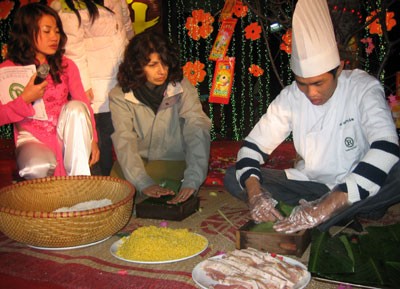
[290,0,340,78]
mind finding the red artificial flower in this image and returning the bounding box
[248,64,264,77]
[388,94,398,107]
[360,37,375,55]
[280,28,292,54]
[233,1,248,18]
[182,60,206,86]
[366,10,397,35]
[185,9,214,41]
[244,22,262,40]
[0,0,14,20]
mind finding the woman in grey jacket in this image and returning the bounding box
[109,31,211,204]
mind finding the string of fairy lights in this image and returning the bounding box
[0,5,13,139]
[364,3,372,73]
[0,1,396,140]
[376,0,386,84]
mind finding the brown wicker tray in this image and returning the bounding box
[0,176,135,248]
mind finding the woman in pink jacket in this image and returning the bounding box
[0,3,99,179]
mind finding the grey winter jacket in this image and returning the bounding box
[109,78,211,192]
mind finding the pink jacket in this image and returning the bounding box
[0,57,98,176]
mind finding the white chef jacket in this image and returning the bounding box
[244,69,398,203]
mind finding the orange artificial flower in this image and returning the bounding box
[1,44,8,60]
[183,60,206,86]
[280,28,292,54]
[0,0,14,20]
[185,9,214,41]
[366,10,397,35]
[244,22,262,40]
[248,64,264,77]
[233,1,248,18]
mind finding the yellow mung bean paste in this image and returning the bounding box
[116,226,207,261]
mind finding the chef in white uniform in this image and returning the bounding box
[224,0,400,233]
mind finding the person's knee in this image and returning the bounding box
[224,166,248,202]
[388,160,400,182]
[223,166,236,187]
[65,100,89,113]
[17,143,56,179]
[57,100,93,142]
[59,101,91,127]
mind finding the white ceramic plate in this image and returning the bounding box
[110,233,208,264]
[192,253,311,289]
[27,236,111,251]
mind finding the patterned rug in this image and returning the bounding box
[2,185,399,289]
[1,141,399,289]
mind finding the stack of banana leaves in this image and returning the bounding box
[309,223,400,288]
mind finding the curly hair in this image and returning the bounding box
[6,3,67,83]
[118,31,183,92]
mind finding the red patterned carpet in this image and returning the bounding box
[2,140,398,289]
[205,140,296,186]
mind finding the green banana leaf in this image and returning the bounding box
[308,230,355,274]
[386,261,400,286]
[247,202,294,233]
[308,223,400,288]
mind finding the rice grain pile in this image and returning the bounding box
[116,226,207,261]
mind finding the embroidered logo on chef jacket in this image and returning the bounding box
[344,137,355,149]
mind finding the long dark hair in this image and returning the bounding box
[118,31,183,92]
[6,3,67,83]
[63,0,113,25]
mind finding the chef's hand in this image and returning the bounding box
[143,185,175,198]
[273,191,350,234]
[167,187,196,204]
[245,176,283,223]
[249,193,283,223]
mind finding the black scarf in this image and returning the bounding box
[133,82,168,114]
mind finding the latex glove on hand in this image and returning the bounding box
[248,193,284,223]
[273,191,351,234]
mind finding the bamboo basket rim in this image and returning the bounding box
[0,175,135,218]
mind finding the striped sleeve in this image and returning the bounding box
[235,140,269,189]
[338,137,399,203]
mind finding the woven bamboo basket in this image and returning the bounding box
[0,176,135,248]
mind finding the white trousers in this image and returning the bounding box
[16,101,93,179]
